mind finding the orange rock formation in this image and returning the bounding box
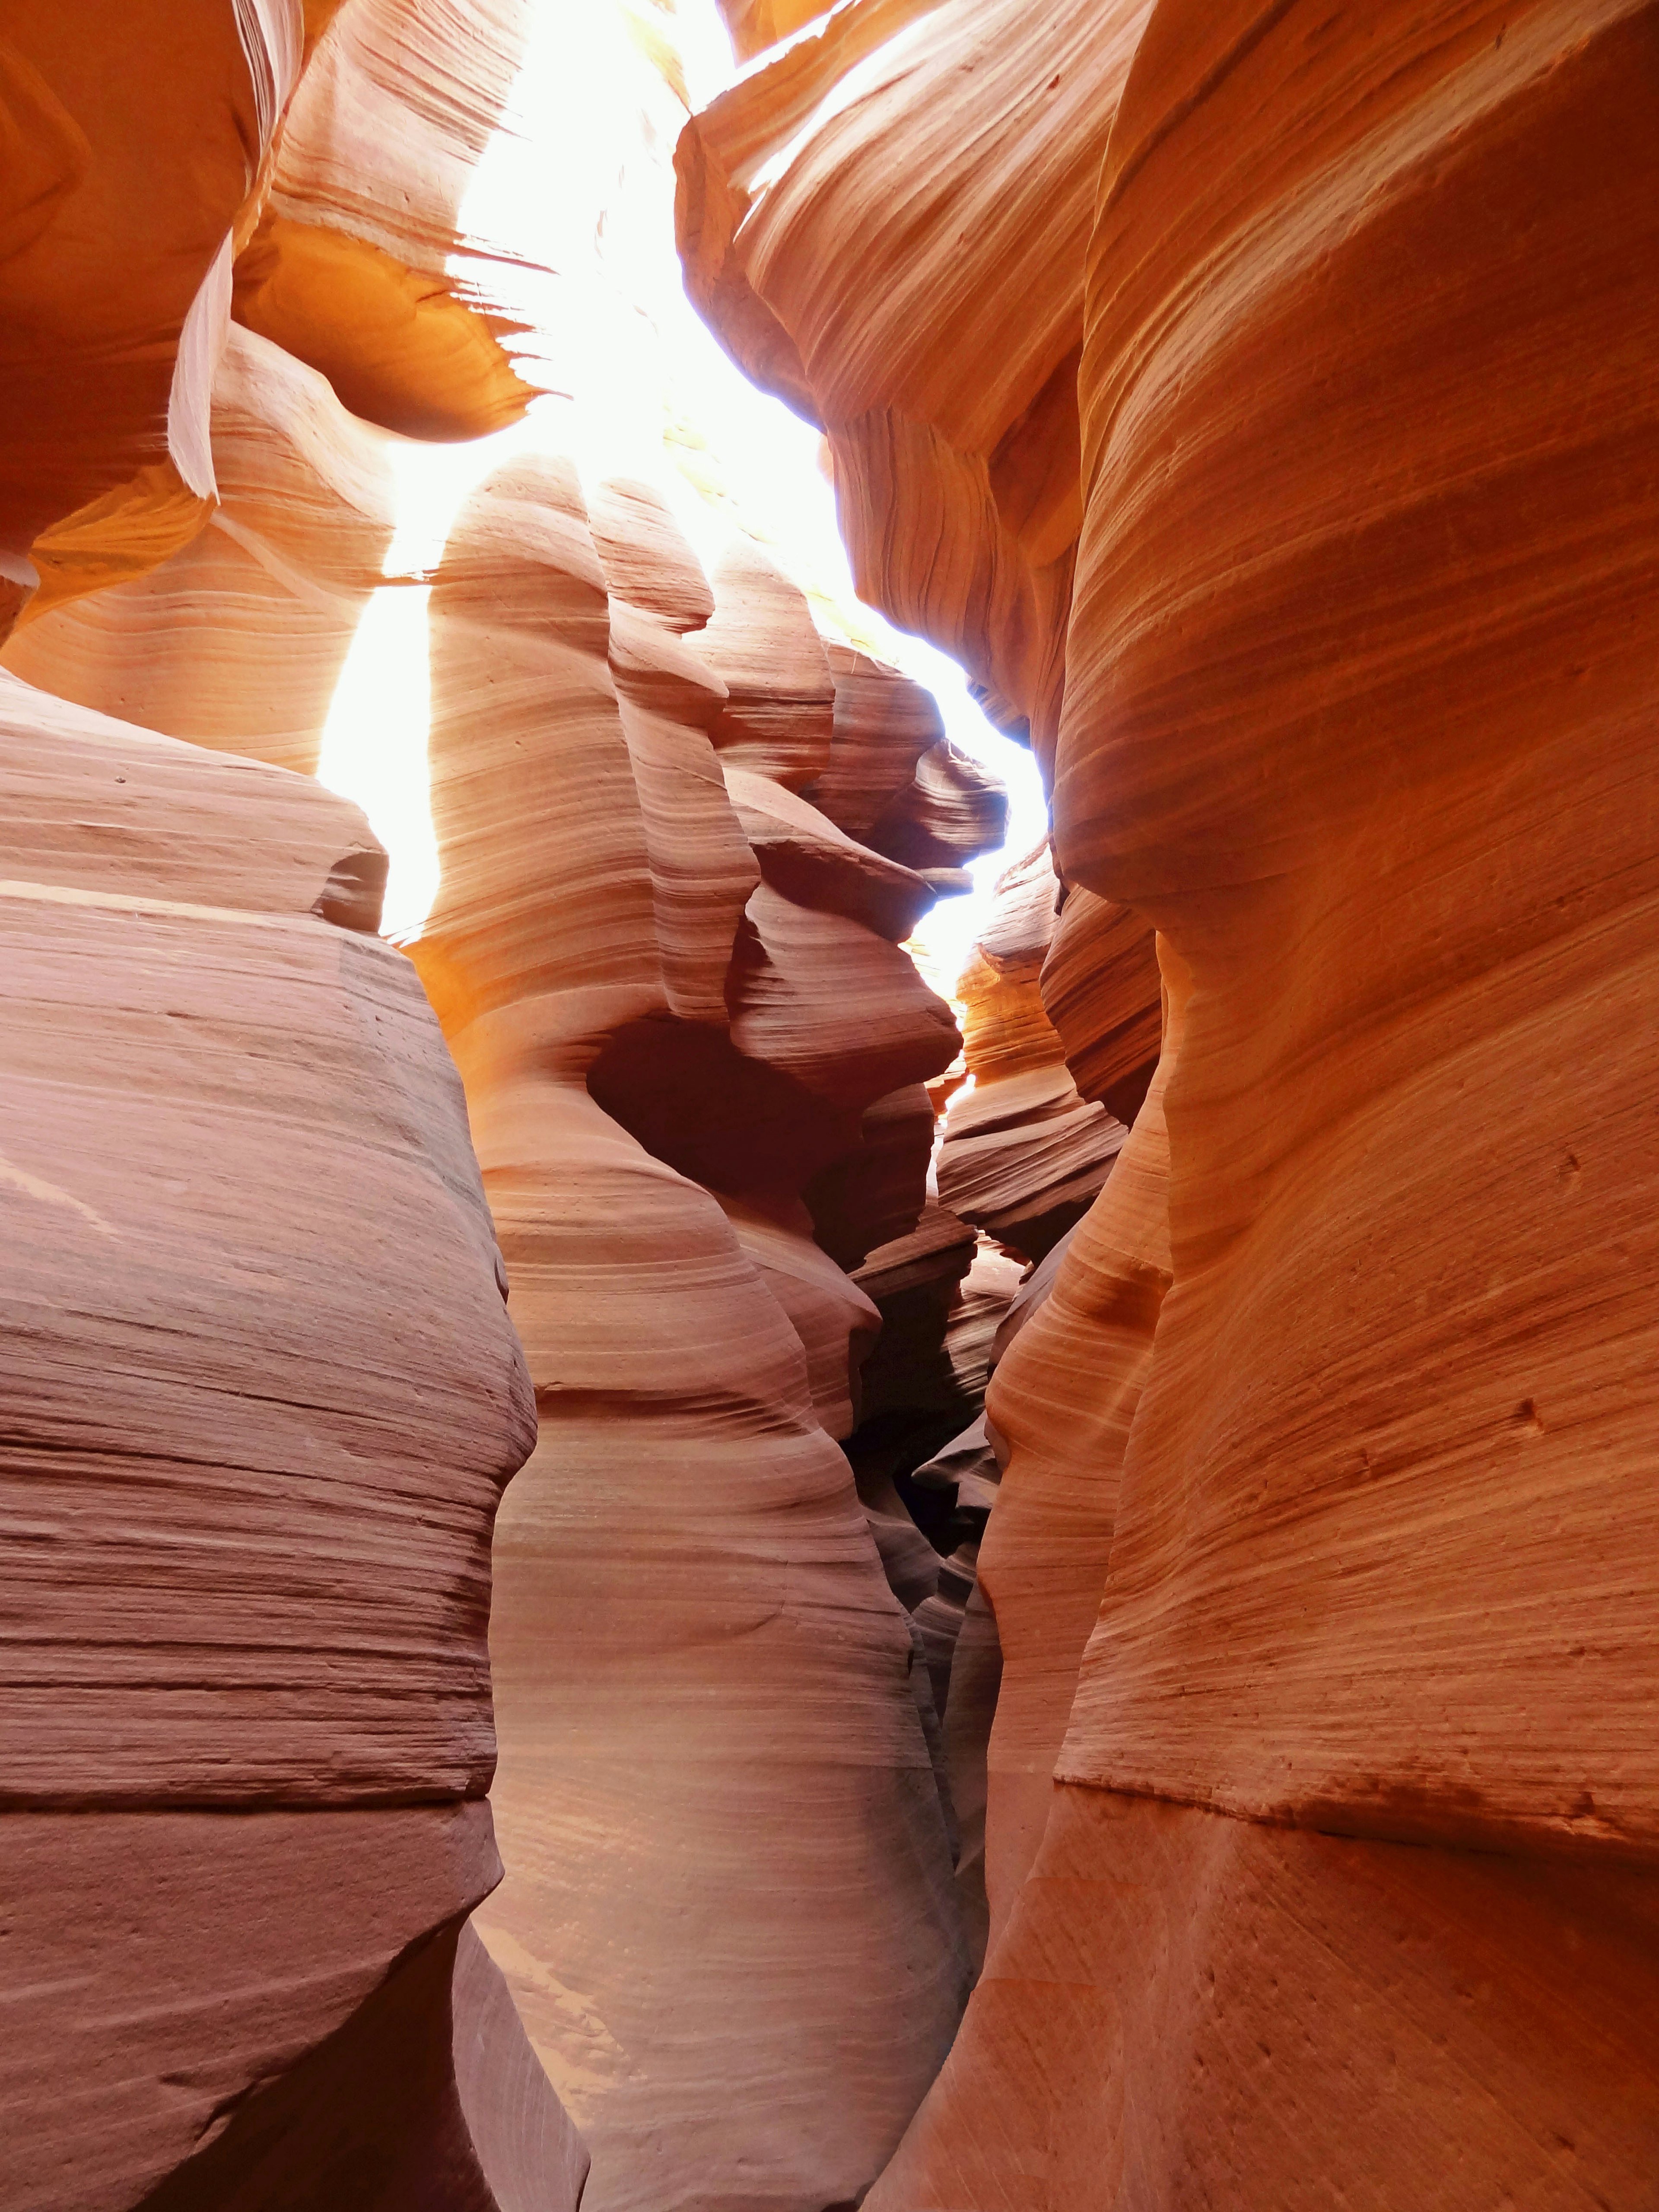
[683,0,1659,2201]
[938,841,1127,1264]
[8,289,1003,2202]
[0,669,582,2211]
[0,0,301,631]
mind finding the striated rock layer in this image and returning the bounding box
[686,0,1659,2201]
[0,670,582,2212]
[0,0,302,631]
[8,300,1003,2206]
[937,841,1127,1265]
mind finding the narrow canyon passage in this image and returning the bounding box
[3,3,1657,2211]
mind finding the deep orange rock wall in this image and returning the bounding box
[683,1,1659,2201]
[7,293,997,2204]
[0,0,300,629]
[3,7,1012,2209]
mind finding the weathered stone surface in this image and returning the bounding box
[415,458,970,2211]
[5,322,395,771]
[232,0,536,437]
[1039,884,1160,1126]
[677,0,1153,751]
[938,846,1125,1261]
[8,281,981,2197]
[873,1785,1659,2212]
[0,0,299,629]
[686,0,1659,2196]
[1057,0,1659,1859]
[0,668,563,2211]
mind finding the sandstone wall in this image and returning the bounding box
[4,5,1013,2207]
[682,1,1659,2200]
[7,295,999,2204]
[0,669,584,2212]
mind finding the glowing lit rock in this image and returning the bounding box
[938,846,1125,1261]
[232,0,537,437]
[688,534,837,788]
[3,323,396,779]
[1038,883,1160,1126]
[409,458,969,2212]
[760,2,1659,2200]
[677,0,1154,754]
[0,666,572,2210]
[0,0,300,631]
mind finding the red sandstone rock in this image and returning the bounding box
[9,292,976,2203]
[231,0,536,437]
[937,846,1125,1261]
[686,0,1659,2199]
[4,322,396,772]
[677,0,1153,752]
[688,534,838,788]
[0,0,299,631]
[417,460,969,2209]
[0,668,578,2211]
[1039,884,1160,1126]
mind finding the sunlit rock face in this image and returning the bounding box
[423,460,974,2212]
[8,282,999,2201]
[937,842,1125,1266]
[0,671,582,2212]
[232,0,538,438]
[0,0,302,634]
[678,0,1154,756]
[683,0,1659,2201]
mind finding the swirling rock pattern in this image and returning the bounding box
[7,291,1002,2204]
[677,0,1154,751]
[686,0,1659,2199]
[232,0,537,438]
[0,0,301,631]
[0,669,574,2212]
[937,843,1126,1263]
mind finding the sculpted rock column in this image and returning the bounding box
[407,458,970,2212]
[0,0,304,631]
[877,3,1659,2203]
[686,0,1659,2199]
[936,842,1125,1264]
[0,671,581,2212]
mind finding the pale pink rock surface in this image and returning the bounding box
[0,667,575,2212]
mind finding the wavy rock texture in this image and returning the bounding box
[8,299,1000,2205]
[412,457,973,2212]
[0,0,301,632]
[1039,883,1160,1126]
[232,0,537,437]
[0,669,579,2212]
[687,0,1659,2200]
[677,0,1153,752]
[5,322,397,767]
[937,842,1126,1263]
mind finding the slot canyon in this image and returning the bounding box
[3,1,1656,2207]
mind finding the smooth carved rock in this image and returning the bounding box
[937,846,1125,1261]
[1056,0,1659,1859]
[403,459,972,2212]
[712,1,1659,2202]
[232,0,536,437]
[807,643,946,842]
[677,0,1153,752]
[9,292,974,2203]
[4,323,397,772]
[1038,882,1161,1126]
[872,1785,1659,2211]
[0,0,300,631]
[0,669,571,2212]
[688,534,838,788]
